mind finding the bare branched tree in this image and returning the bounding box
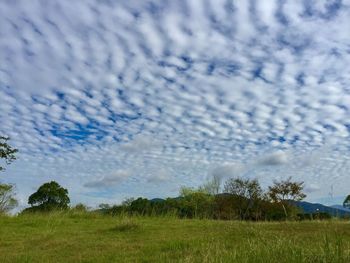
[0,183,18,213]
[268,177,306,218]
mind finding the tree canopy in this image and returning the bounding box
[28,181,70,211]
[268,177,306,217]
[343,195,350,208]
[223,177,263,220]
[0,136,18,172]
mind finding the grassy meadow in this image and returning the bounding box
[1,212,350,263]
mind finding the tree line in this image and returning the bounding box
[1,176,309,221]
[0,136,328,220]
[96,176,308,221]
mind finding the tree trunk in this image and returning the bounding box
[281,202,288,219]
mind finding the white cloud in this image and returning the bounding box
[84,171,131,189]
[258,151,289,166]
[121,135,162,154]
[208,164,246,180]
[147,169,171,183]
[305,184,321,193]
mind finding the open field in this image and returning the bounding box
[1,213,350,263]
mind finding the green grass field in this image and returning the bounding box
[1,213,350,262]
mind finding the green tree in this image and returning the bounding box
[98,203,111,210]
[0,183,18,214]
[129,198,151,215]
[71,203,88,212]
[28,181,70,211]
[223,177,263,220]
[179,186,214,218]
[0,136,18,172]
[268,177,306,218]
[343,195,350,209]
[121,197,135,207]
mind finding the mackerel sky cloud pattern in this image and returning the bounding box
[1,0,350,207]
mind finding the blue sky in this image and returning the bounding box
[1,0,350,209]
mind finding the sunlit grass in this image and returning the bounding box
[1,213,350,262]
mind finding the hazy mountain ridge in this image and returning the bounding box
[293,201,350,217]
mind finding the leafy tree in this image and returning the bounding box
[213,194,241,220]
[98,203,111,210]
[260,200,290,221]
[71,203,88,212]
[223,177,263,220]
[0,136,18,172]
[179,186,198,196]
[129,198,151,215]
[121,197,135,207]
[179,186,214,218]
[268,177,306,218]
[28,181,70,211]
[343,195,350,209]
[0,183,18,214]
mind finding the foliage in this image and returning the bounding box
[179,190,214,218]
[17,176,307,222]
[129,197,152,215]
[268,177,306,218]
[223,177,263,220]
[98,203,111,210]
[343,195,350,208]
[0,183,18,214]
[121,197,135,207]
[93,177,308,221]
[0,136,18,172]
[261,200,300,221]
[213,193,241,220]
[26,181,70,212]
[297,212,332,220]
[71,203,88,212]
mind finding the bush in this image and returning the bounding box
[71,203,88,212]
[298,212,332,220]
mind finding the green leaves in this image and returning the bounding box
[0,136,18,172]
[28,181,70,211]
[268,177,306,203]
[343,195,350,208]
[223,177,263,220]
[267,177,306,218]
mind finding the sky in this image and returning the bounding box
[1,0,350,209]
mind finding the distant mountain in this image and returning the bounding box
[330,205,350,212]
[293,201,350,217]
[148,197,350,218]
[150,198,165,203]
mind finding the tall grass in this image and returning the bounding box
[1,212,350,262]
